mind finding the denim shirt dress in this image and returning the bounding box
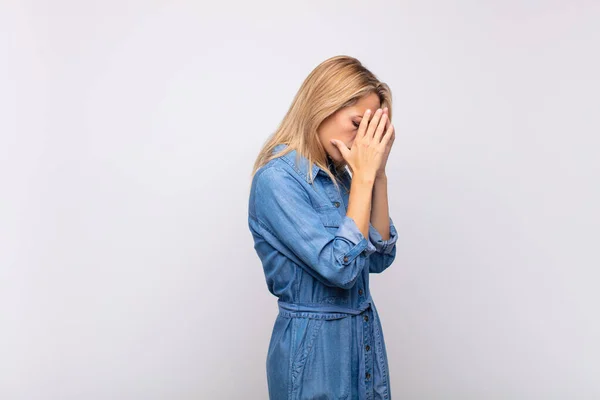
[248,143,398,399]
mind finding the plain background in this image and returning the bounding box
[1,0,599,399]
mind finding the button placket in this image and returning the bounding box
[320,178,343,212]
[363,308,373,397]
[325,169,376,396]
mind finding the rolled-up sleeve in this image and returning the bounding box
[368,218,398,273]
[251,166,375,289]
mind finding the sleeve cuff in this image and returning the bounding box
[369,217,398,255]
[336,215,376,264]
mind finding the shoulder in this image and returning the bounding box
[249,160,313,222]
[253,159,306,196]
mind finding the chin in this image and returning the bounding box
[331,156,346,165]
[328,151,343,163]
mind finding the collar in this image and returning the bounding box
[272,143,350,184]
[272,143,326,184]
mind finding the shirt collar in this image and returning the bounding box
[273,143,341,184]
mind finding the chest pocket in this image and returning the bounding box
[315,206,342,230]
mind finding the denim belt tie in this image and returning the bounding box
[277,294,373,320]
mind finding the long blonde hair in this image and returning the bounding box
[250,55,393,192]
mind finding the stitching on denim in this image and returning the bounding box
[288,318,297,400]
[253,166,320,254]
[290,319,325,397]
[335,237,365,265]
[339,251,367,287]
[373,309,390,399]
[279,310,351,320]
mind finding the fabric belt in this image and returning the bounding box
[277,294,373,320]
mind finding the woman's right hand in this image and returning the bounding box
[331,108,394,182]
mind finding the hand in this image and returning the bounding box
[376,107,395,179]
[331,108,394,182]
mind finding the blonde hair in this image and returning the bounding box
[250,55,393,192]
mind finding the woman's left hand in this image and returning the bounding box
[376,107,395,179]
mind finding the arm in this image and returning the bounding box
[251,166,376,289]
[368,174,398,273]
[346,172,376,239]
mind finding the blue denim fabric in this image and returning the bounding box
[248,143,398,399]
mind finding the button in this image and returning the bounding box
[363,315,369,322]
[365,344,370,351]
[333,201,340,208]
[365,372,371,380]
[343,256,348,262]
[358,289,363,295]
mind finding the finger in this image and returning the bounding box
[385,118,394,142]
[330,139,350,160]
[388,129,395,149]
[356,109,372,140]
[380,122,395,147]
[384,109,390,130]
[366,108,382,140]
[382,108,393,137]
[373,113,388,143]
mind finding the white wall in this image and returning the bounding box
[1,1,599,398]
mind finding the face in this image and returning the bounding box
[317,92,381,164]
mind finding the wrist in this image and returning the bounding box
[353,172,376,187]
[375,172,387,182]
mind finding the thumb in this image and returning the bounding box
[330,139,350,160]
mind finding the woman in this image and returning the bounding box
[247,55,398,399]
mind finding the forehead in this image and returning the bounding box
[345,92,381,116]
